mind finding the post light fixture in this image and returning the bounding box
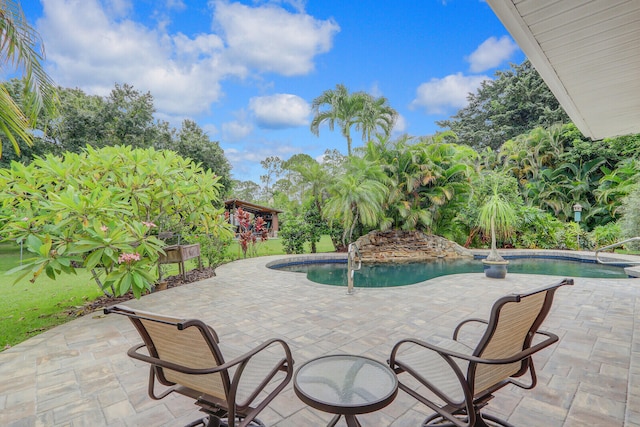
[573,203,583,222]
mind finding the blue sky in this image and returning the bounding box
[21,0,524,183]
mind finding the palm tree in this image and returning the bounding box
[478,177,518,263]
[595,158,640,221]
[289,158,332,214]
[358,95,397,143]
[310,84,363,156]
[310,84,397,156]
[323,157,388,246]
[417,139,476,236]
[0,0,58,158]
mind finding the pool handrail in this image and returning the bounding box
[347,243,362,295]
[595,237,640,265]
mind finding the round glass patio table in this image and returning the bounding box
[294,354,398,427]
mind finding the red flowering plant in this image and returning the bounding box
[235,207,268,258]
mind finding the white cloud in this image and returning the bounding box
[224,139,301,181]
[222,120,254,141]
[392,114,407,134]
[249,94,310,128]
[202,123,219,136]
[369,81,382,98]
[36,0,338,120]
[38,0,234,116]
[104,0,133,19]
[410,73,489,115]
[213,0,340,76]
[225,140,299,164]
[165,0,187,11]
[467,36,519,73]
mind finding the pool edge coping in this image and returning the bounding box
[264,249,640,278]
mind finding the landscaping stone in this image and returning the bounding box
[354,230,473,263]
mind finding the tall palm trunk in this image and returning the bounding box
[343,210,359,247]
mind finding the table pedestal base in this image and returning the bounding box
[328,414,362,427]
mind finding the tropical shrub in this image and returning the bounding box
[189,214,234,268]
[588,222,621,249]
[618,184,640,250]
[303,201,329,253]
[280,216,307,254]
[0,146,231,298]
[233,207,268,258]
[555,222,592,251]
[516,207,563,249]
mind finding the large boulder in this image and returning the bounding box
[354,230,473,263]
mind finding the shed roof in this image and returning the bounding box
[224,199,283,215]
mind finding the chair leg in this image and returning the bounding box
[207,417,224,427]
[181,415,231,427]
[423,410,515,427]
[423,413,459,426]
[480,413,515,427]
[209,417,265,427]
[184,416,216,427]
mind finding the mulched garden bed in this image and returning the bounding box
[66,267,216,317]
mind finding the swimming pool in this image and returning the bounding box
[270,257,629,287]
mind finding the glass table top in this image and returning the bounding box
[294,354,398,412]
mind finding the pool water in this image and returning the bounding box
[273,258,629,288]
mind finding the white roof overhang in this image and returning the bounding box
[487,0,640,140]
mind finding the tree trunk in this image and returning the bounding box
[464,228,478,248]
[486,215,505,262]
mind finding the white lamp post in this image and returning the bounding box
[573,203,583,249]
[573,203,583,222]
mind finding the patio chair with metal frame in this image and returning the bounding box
[388,278,573,427]
[105,305,294,427]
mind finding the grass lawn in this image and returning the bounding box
[0,243,103,349]
[227,235,336,259]
[1,236,335,350]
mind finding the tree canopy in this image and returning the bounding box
[310,83,397,155]
[0,82,232,195]
[437,60,570,150]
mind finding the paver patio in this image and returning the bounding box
[1,254,640,426]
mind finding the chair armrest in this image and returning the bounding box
[223,338,293,371]
[128,337,294,421]
[225,338,294,411]
[389,337,474,425]
[390,337,471,371]
[452,318,488,341]
[127,337,292,376]
[390,330,558,426]
[391,329,559,367]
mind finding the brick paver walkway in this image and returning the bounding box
[1,254,639,426]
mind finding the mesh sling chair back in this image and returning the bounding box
[388,278,572,427]
[105,305,294,427]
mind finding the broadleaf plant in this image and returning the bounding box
[1,145,232,298]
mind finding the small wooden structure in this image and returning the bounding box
[224,199,283,237]
[158,244,202,280]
